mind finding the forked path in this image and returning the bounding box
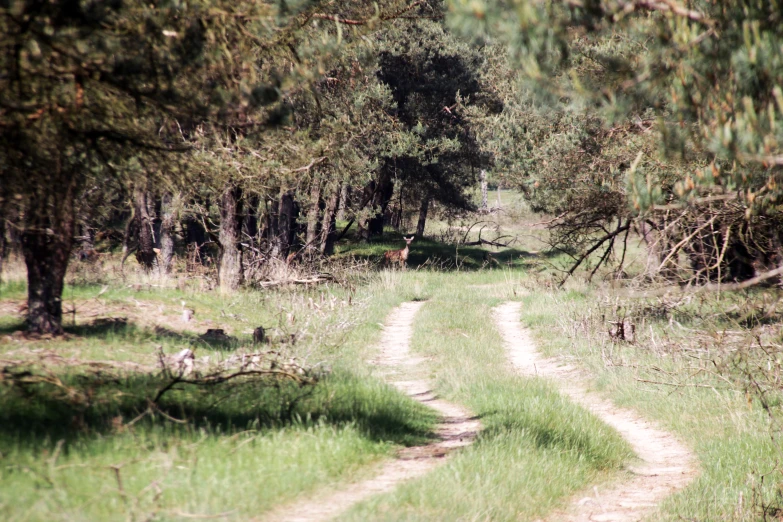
[494,302,697,522]
[261,302,480,522]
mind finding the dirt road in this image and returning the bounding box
[261,302,480,522]
[495,301,697,522]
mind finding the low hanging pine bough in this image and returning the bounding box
[556,197,783,292]
[558,218,632,287]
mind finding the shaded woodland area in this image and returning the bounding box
[2,0,783,331]
[1,0,506,334]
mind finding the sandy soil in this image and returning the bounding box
[259,302,480,522]
[494,301,698,522]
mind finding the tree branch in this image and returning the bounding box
[559,219,632,287]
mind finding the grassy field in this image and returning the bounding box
[1,191,780,520]
[520,287,783,521]
[0,259,438,521]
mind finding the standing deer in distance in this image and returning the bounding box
[383,236,415,268]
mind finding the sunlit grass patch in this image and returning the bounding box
[0,269,439,521]
[521,288,782,520]
[342,271,632,521]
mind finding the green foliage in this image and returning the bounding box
[448,0,783,208]
[443,1,783,281]
[375,17,498,211]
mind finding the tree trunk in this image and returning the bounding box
[336,183,350,221]
[134,186,156,270]
[244,195,260,248]
[305,180,322,250]
[159,192,177,273]
[480,169,488,210]
[184,210,207,252]
[218,187,244,293]
[120,207,134,266]
[77,212,94,253]
[276,190,297,258]
[356,181,377,242]
[264,196,278,256]
[416,195,430,237]
[368,170,394,237]
[320,185,340,255]
[0,206,6,283]
[21,181,77,334]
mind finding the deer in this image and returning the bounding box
[383,236,414,268]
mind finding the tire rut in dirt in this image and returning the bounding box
[494,301,697,522]
[260,302,480,522]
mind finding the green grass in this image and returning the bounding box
[0,268,439,521]
[520,288,783,521]
[0,368,438,521]
[2,195,780,521]
[341,271,633,521]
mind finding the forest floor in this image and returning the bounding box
[0,193,780,521]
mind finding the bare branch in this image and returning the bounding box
[560,219,632,287]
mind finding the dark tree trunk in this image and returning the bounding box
[305,180,322,250]
[134,186,156,270]
[263,196,278,255]
[416,194,430,237]
[336,183,350,221]
[21,180,77,335]
[185,213,207,248]
[159,192,177,273]
[244,195,260,247]
[150,194,161,251]
[320,185,340,255]
[278,190,297,257]
[368,171,394,237]
[218,187,244,293]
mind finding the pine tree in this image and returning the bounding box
[448,0,783,281]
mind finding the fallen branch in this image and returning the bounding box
[255,276,333,288]
[462,236,515,248]
[635,378,721,389]
[622,264,783,298]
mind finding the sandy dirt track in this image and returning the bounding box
[260,301,480,522]
[494,301,698,522]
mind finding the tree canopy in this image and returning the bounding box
[1,0,515,333]
[448,0,783,283]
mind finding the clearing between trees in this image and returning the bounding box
[0,259,779,520]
